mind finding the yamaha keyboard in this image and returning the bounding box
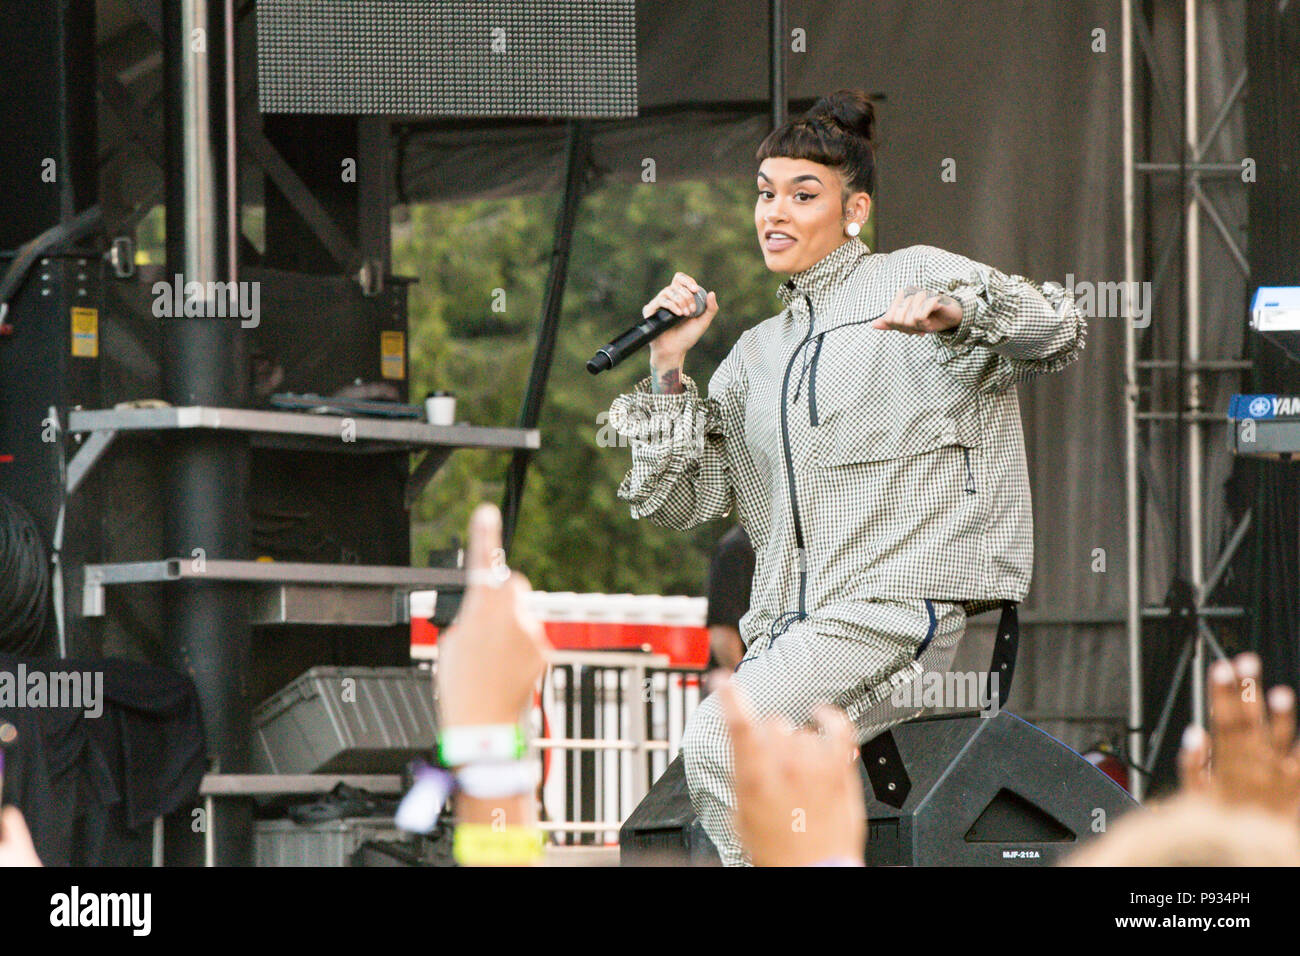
[1228,394,1300,459]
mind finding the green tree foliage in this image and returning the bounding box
[396,177,874,596]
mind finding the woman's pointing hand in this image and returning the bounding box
[872,285,962,335]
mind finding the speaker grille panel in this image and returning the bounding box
[257,0,637,117]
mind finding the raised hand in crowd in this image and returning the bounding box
[1178,651,1300,821]
[431,503,553,865]
[436,503,551,731]
[716,678,865,866]
[0,807,42,867]
[1066,653,1300,867]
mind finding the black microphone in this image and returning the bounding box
[586,288,709,375]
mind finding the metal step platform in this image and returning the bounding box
[64,405,535,625]
[66,404,540,505]
[81,558,467,626]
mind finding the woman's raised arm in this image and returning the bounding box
[920,245,1088,394]
[607,345,744,532]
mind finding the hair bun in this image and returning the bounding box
[809,89,876,144]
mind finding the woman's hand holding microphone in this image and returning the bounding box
[645,272,718,394]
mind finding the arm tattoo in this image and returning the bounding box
[650,362,684,395]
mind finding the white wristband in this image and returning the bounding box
[455,760,537,799]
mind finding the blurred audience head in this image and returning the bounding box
[1065,793,1300,866]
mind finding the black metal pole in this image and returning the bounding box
[770,0,787,129]
[501,121,590,551]
[162,0,251,866]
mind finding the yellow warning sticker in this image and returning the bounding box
[380,330,405,380]
[71,307,98,358]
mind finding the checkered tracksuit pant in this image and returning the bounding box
[683,598,967,866]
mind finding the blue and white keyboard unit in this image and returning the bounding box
[1228,394,1300,459]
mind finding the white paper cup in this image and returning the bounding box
[425,393,456,426]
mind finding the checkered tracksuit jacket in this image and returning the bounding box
[607,236,1087,864]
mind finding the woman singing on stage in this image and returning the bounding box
[606,89,1086,865]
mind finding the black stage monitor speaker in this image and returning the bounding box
[257,0,638,117]
[620,711,1138,867]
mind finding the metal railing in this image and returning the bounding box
[538,650,705,845]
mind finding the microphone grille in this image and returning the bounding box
[692,288,709,316]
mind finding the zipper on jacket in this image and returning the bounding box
[790,333,826,422]
[962,446,976,494]
[775,293,818,636]
[769,289,892,644]
[807,334,826,427]
[791,341,812,403]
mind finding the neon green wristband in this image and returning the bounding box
[437,724,526,767]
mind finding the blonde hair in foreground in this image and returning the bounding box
[1063,794,1300,867]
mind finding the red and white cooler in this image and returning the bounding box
[410,591,710,668]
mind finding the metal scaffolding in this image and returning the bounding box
[1121,0,1253,800]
